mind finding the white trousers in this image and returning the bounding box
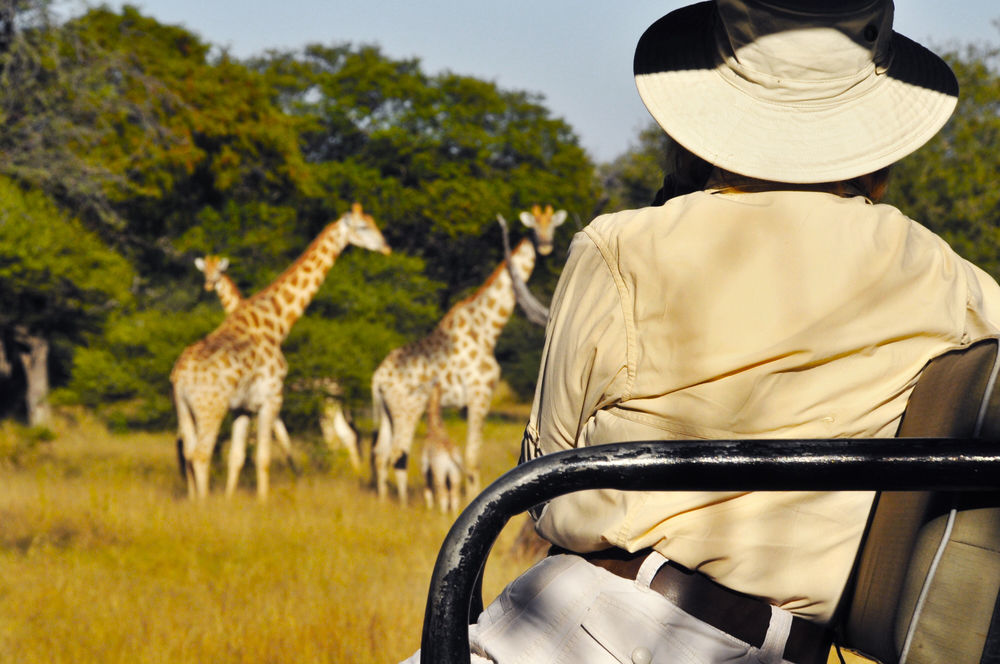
[404,552,796,664]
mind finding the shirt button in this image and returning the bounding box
[631,646,652,664]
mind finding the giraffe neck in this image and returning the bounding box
[213,275,243,314]
[455,237,536,351]
[427,385,445,435]
[247,221,350,340]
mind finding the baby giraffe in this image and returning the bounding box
[421,382,463,513]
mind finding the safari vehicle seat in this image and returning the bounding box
[841,335,1000,663]
[419,337,1000,664]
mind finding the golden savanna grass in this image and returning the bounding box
[0,402,536,664]
[0,398,872,664]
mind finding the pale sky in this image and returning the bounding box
[64,1,999,163]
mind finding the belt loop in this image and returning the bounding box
[635,550,669,590]
[759,604,793,664]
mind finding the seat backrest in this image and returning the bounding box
[843,337,1000,663]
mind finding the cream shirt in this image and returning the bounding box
[521,188,1000,623]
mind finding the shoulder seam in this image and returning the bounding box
[582,225,636,400]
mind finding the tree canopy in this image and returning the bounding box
[884,41,1000,277]
[0,3,598,430]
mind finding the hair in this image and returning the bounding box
[651,136,715,205]
[652,137,891,205]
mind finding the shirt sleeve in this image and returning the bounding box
[520,229,630,465]
[965,261,1000,334]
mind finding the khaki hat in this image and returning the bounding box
[634,0,958,183]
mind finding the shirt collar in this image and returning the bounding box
[705,169,873,204]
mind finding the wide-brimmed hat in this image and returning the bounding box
[633,0,958,183]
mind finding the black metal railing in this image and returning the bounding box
[419,438,1000,664]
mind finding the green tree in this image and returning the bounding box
[885,39,1000,279]
[5,6,603,430]
[58,6,320,286]
[0,1,202,238]
[0,177,133,425]
[247,43,601,404]
[64,306,217,430]
[597,123,673,211]
[253,44,599,304]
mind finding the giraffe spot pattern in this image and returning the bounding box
[172,207,385,499]
[372,212,559,503]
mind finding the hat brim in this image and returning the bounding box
[633,2,958,183]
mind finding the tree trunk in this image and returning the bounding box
[15,326,51,427]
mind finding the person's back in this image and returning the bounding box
[577,188,1000,441]
[525,184,1000,624]
[403,1,1000,662]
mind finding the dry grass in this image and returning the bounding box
[0,407,534,664]
[0,404,874,664]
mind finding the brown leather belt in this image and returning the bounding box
[551,546,832,664]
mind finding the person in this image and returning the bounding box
[404,1,1000,662]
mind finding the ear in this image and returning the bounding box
[218,257,229,272]
[551,210,568,227]
[194,257,206,271]
[519,211,537,229]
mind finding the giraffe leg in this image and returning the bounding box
[255,399,279,501]
[174,389,199,499]
[389,413,419,505]
[191,454,211,500]
[434,468,449,513]
[332,405,360,472]
[190,404,225,500]
[373,403,417,503]
[321,400,360,472]
[423,461,435,510]
[272,417,299,476]
[225,414,251,498]
[447,457,462,512]
[372,403,394,501]
[393,452,410,505]
[463,387,495,498]
[185,462,197,501]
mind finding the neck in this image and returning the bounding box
[507,237,537,284]
[214,275,243,314]
[427,387,444,434]
[456,238,536,351]
[250,221,349,339]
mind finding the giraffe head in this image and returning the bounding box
[194,255,230,292]
[340,202,391,255]
[518,204,568,256]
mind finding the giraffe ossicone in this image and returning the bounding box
[371,204,567,504]
[172,203,390,501]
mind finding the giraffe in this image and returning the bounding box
[192,254,299,476]
[195,255,241,314]
[172,203,390,500]
[371,204,567,503]
[287,376,361,472]
[420,381,462,513]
